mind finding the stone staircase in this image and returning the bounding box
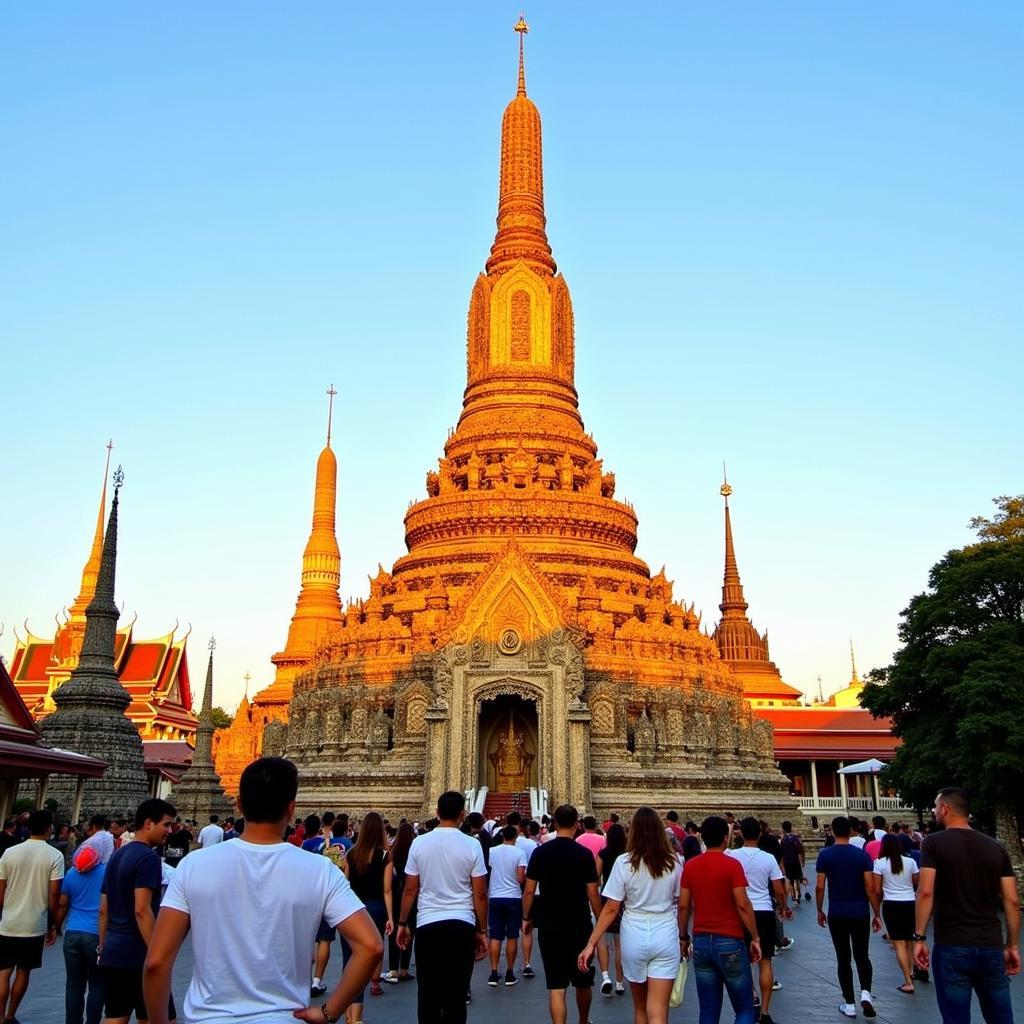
[483,791,531,820]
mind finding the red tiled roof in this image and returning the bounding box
[756,706,898,760]
[121,642,166,682]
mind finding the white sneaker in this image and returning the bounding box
[838,1003,857,1018]
[860,990,876,1018]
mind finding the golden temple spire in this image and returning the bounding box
[719,465,748,619]
[276,397,343,663]
[515,14,528,96]
[486,14,555,276]
[68,440,114,623]
[849,637,861,685]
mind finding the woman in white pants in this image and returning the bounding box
[579,807,682,1024]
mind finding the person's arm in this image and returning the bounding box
[142,907,190,1024]
[913,866,936,970]
[578,897,621,969]
[472,874,489,958]
[134,887,157,948]
[815,871,827,927]
[522,877,537,932]
[1000,875,1021,976]
[677,882,693,959]
[771,878,791,918]
[396,873,419,950]
[383,859,394,935]
[56,892,71,933]
[865,871,882,931]
[45,879,61,944]
[295,909,384,1023]
[516,865,526,888]
[98,893,108,952]
[731,887,762,961]
[0,878,6,914]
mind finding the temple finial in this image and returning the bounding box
[515,14,529,96]
[720,461,732,504]
[849,637,860,684]
[326,384,337,448]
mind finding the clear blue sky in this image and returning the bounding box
[3,4,1021,712]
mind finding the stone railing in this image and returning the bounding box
[797,796,918,816]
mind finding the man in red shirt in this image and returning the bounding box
[665,811,687,845]
[678,816,761,1024]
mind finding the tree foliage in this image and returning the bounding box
[210,706,233,730]
[861,496,1024,818]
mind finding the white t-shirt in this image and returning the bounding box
[161,839,362,1024]
[489,843,529,901]
[198,824,224,848]
[602,852,682,917]
[872,829,887,842]
[405,827,487,927]
[849,836,866,850]
[0,839,65,936]
[79,829,115,865]
[726,846,784,912]
[515,835,537,861]
[872,856,919,901]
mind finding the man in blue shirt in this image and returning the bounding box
[816,816,882,1019]
[99,799,176,1024]
[57,845,107,1024]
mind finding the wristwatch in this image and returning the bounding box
[912,932,927,942]
[320,1003,340,1023]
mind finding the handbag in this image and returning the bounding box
[669,958,688,1009]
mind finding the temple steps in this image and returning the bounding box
[483,791,531,821]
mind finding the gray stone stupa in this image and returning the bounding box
[41,467,148,819]
[171,637,234,822]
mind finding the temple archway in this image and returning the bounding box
[478,694,538,792]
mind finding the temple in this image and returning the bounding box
[217,21,796,821]
[10,445,197,744]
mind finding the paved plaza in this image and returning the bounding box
[17,901,1023,1023]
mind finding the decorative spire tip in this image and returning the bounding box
[326,384,337,447]
[515,13,529,96]
[720,461,732,501]
[208,634,216,652]
[112,465,125,492]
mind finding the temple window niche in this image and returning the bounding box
[510,289,532,360]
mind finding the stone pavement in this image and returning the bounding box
[17,901,1024,1023]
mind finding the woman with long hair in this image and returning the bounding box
[382,821,417,984]
[339,811,392,1022]
[872,832,920,993]
[579,807,682,1024]
[595,822,627,996]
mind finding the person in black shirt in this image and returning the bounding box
[163,821,191,867]
[0,819,19,858]
[523,805,601,1024]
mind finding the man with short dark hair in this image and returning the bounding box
[679,815,761,1024]
[815,816,880,1019]
[780,821,808,904]
[0,808,63,1023]
[682,821,703,862]
[145,757,381,1024]
[99,798,177,1024]
[665,810,686,845]
[79,814,115,865]
[396,790,488,1024]
[0,818,19,859]
[914,787,1020,1023]
[523,804,601,1024]
[487,825,528,987]
[197,814,223,849]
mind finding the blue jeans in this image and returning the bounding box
[692,933,756,1024]
[63,930,105,1024]
[932,945,1015,1024]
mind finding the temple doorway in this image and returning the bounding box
[478,695,538,793]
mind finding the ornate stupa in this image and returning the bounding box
[223,22,795,820]
[172,637,234,821]
[40,467,149,818]
[11,443,196,742]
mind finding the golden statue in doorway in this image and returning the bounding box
[490,710,534,791]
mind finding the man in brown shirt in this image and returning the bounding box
[914,787,1020,1024]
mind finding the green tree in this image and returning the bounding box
[861,495,1024,876]
[210,706,233,729]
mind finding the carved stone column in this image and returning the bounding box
[567,701,592,809]
[424,706,450,810]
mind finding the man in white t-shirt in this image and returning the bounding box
[505,812,539,977]
[0,809,64,1023]
[487,826,529,987]
[727,817,791,1022]
[197,815,225,848]
[397,790,488,1024]
[143,757,382,1024]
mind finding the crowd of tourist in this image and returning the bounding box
[0,769,1018,1024]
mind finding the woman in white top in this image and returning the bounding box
[578,807,682,1024]
[871,833,920,993]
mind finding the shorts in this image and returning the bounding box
[317,917,336,943]
[538,927,595,990]
[754,910,777,959]
[620,913,679,983]
[0,934,45,971]
[783,862,803,882]
[488,898,523,940]
[101,965,176,1021]
[881,899,916,941]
